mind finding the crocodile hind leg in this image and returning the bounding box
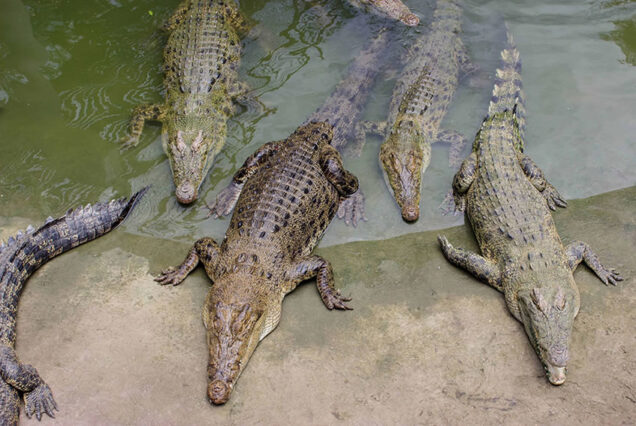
[121,103,166,148]
[443,151,477,213]
[436,129,467,167]
[0,346,57,421]
[565,241,623,286]
[437,236,503,291]
[286,256,352,310]
[319,144,359,196]
[207,140,284,217]
[161,1,189,32]
[155,238,220,285]
[517,152,567,210]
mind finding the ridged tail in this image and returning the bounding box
[0,187,148,345]
[488,26,526,139]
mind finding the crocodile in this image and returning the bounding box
[0,188,147,425]
[156,121,357,404]
[357,0,476,222]
[122,0,251,204]
[304,29,390,226]
[438,31,622,385]
[347,0,420,26]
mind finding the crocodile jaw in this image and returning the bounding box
[379,127,425,222]
[203,287,266,405]
[353,0,419,26]
[518,287,576,386]
[165,128,215,204]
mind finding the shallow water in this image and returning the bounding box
[0,0,635,247]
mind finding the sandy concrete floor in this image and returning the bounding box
[2,186,633,425]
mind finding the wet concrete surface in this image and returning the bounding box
[2,186,634,424]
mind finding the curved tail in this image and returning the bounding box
[488,26,526,139]
[0,187,148,345]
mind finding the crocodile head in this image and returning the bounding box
[350,0,419,26]
[518,287,577,385]
[203,277,270,405]
[165,129,215,204]
[379,120,426,222]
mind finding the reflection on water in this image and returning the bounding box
[0,0,634,247]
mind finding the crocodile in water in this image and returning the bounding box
[304,29,390,226]
[156,122,358,404]
[357,0,476,222]
[438,31,623,385]
[122,0,251,204]
[347,0,420,26]
[0,188,147,425]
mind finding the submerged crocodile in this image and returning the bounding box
[156,122,357,404]
[304,30,390,226]
[347,0,420,26]
[438,31,622,385]
[357,0,476,222]
[122,0,251,204]
[0,188,147,425]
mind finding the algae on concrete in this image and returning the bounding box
[5,187,634,424]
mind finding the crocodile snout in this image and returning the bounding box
[208,380,231,405]
[546,365,566,386]
[401,204,420,222]
[176,182,197,204]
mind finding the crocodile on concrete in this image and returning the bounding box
[438,31,623,386]
[347,0,420,26]
[122,0,252,204]
[357,0,476,222]
[156,122,357,404]
[304,29,390,226]
[0,188,147,425]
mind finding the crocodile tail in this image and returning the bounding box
[0,187,148,345]
[488,25,526,139]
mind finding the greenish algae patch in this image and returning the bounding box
[601,17,636,65]
[6,187,634,424]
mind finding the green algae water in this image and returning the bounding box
[0,0,635,247]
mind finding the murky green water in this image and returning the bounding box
[0,0,634,247]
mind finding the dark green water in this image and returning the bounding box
[0,0,635,246]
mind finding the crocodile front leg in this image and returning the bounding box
[207,140,283,217]
[161,1,189,32]
[337,189,367,227]
[352,120,388,154]
[517,152,567,210]
[565,241,623,286]
[319,144,358,196]
[155,237,220,285]
[0,346,57,421]
[437,236,503,291]
[451,151,477,212]
[286,256,352,310]
[121,103,166,148]
[436,129,467,168]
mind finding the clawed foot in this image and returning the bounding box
[337,191,367,227]
[24,382,57,421]
[439,190,463,216]
[206,183,241,218]
[543,184,567,210]
[595,266,623,286]
[154,267,187,286]
[320,288,353,310]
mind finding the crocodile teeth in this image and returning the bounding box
[26,225,35,233]
[45,216,54,224]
